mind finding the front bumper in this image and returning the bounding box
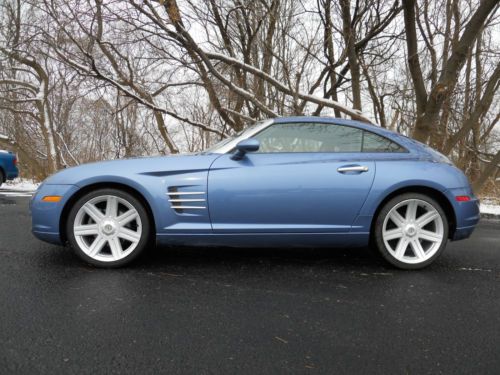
[31,183,79,245]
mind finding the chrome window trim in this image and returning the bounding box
[209,119,408,155]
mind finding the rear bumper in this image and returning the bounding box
[4,166,18,180]
[452,225,477,241]
[6,169,18,180]
[444,187,480,241]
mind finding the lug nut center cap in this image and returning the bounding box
[405,225,417,237]
[101,220,117,235]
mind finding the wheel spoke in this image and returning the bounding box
[117,227,141,243]
[416,210,439,228]
[108,237,123,259]
[106,196,118,218]
[117,209,138,226]
[394,238,409,259]
[406,200,418,221]
[87,235,106,257]
[83,203,104,223]
[74,224,98,236]
[383,227,404,241]
[410,239,426,259]
[389,210,406,228]
[418,229,442,243]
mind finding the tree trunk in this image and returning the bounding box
[405,0,498,144]
[340,0,362,110]
[473,150,500,193]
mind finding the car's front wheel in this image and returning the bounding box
[373,193,448,269]
[66,188,150,267]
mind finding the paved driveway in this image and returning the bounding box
[0,196,499,374]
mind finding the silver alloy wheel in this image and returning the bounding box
[382,198,444,264]
[73,195,142,262]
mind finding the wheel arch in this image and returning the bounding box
[59,182,157,244]
[370,186,457,240]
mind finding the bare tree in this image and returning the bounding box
[0,0,497,193]
[403,0,498,146]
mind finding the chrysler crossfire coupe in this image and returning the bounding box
[31,117,480,269]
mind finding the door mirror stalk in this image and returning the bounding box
[231,138,260,160]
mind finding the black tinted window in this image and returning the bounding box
[362,131,406,153]
[254,123,363,153]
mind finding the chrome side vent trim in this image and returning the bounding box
[168,199,206,203]
[168,191,206,195]
[167,187,207,213]
[170,205,206,210]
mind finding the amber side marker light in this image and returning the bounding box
[455,195,471,202]
[42,196,62,203]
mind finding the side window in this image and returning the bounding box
[362,131,406,153]
[253,123,363,153]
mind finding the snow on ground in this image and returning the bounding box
[480,203,500,216]
[1,178,40,192]
[480,197,500,217]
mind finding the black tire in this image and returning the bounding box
[0,169,4,187]
[373,193,449,270]
[66,188,151,268]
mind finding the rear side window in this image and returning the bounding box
[362,131,406,153]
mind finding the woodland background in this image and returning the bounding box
[0,0,498,195]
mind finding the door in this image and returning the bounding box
[207,122,376,233]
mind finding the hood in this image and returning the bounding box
[43,153,220,185]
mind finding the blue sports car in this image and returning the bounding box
[31,117,480,269]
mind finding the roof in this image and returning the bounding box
[272,116,401,138]
[269,116,435,157]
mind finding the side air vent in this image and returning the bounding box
[167,187,206,214]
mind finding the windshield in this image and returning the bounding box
[202,133,240,154]
[201,120,269,154]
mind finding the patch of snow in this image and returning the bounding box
[480,203,500,216]
[480,197,500,216]
[0,192,33,197]
[1,178,40,192]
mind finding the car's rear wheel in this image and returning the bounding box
[0,169,4,187]
[66,188,150,267]
[373,193,448,269]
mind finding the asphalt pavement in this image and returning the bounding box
[0,195,499,374]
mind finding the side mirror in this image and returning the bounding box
[231,138,260,160]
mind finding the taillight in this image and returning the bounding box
[455,195,471,202]
[13,157,17,166]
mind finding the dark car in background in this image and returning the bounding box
[0,150,18,187]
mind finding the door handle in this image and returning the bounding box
[337,165,369,173]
